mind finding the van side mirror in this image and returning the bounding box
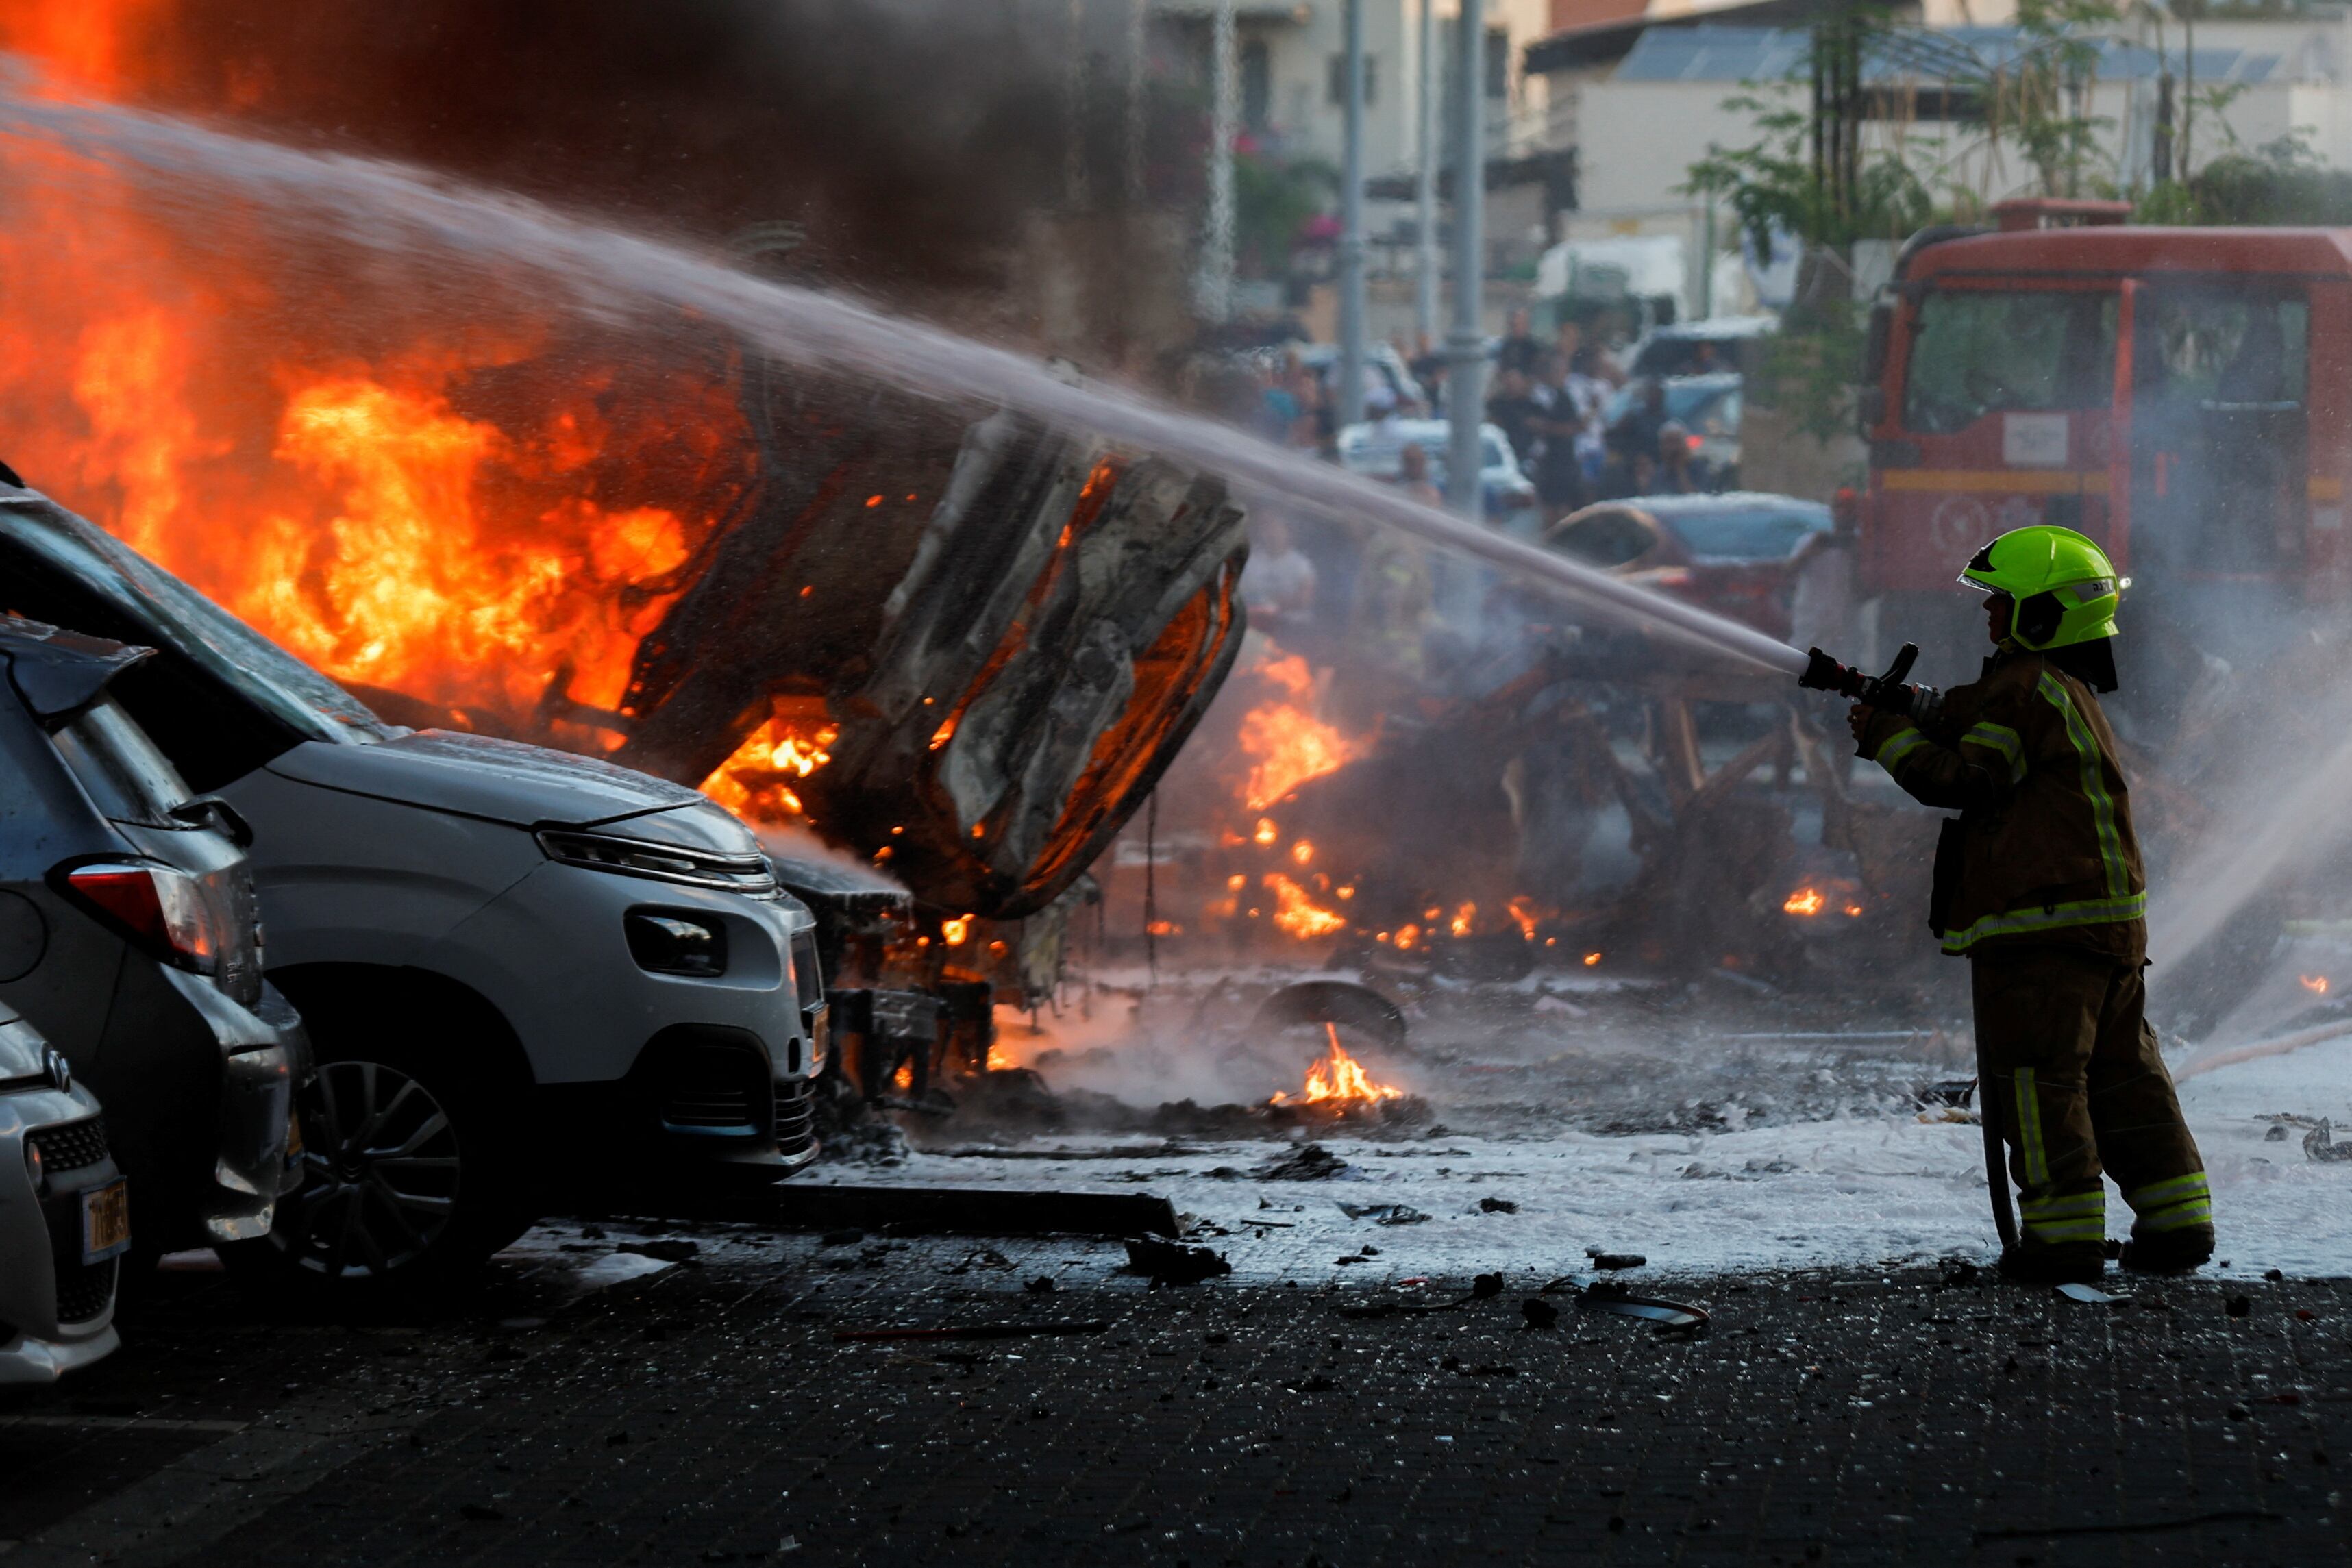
[170,795,254,848]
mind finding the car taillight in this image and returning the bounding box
[62,862,222,974]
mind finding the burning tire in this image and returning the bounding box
[221,1022,532,1305]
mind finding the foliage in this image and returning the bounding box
[1233,153,1335,279]
[2146,131,2352,224]
[1756,299,1870,445]
[1682,87,1940,260]
[1983,0,2122,199]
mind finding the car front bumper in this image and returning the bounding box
[0,1083,123,1384]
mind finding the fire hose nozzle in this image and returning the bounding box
[1797,643,1931,717]
[1797,647,1858,696]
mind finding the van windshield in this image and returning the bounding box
[1902,288,2118,435]
[0,500,388,746]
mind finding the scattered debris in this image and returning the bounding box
[1122,1236,1233,1285]
[1478,1197,1519,1214]
[2266,1125,2291,1143]
[772,1186,1181,1238]
[1024,1275,1056,1293]
[617,1239,700,1262]
[1339,1202,1429,1225]
[2307,1120,2352,1163]
[1471,1272,1505,1299]
[1522,1298,1560,1329]
[943,1247,1016,1275]
[832,1321,1111,1344]
[1572,1278,1709,1334]
[1254,1144,1350,1181]
[2055,1282,2130,1306]
[816,1120,912,1167]
[2228,1295,2252,1317]
[1587,1248,1647,1270]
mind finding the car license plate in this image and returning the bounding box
[81,1180,131,1265]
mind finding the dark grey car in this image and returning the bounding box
[0,615,306,1260]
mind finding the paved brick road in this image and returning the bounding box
[3,1227,2347,1567]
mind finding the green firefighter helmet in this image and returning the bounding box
[1958,525,2123,651]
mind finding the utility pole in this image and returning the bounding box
[1415,0,1439,346]
[1337,0,1367,427]
[1199,0,1239,322]
[1446,0,1486,520]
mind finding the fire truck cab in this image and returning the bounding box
[1861,200,2352,708]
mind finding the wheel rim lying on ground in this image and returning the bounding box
[281,1060,462,1278]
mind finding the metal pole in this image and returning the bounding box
[1126,0,1149,206]
[1446,0,1487,519]
[1066,0,1090,211]
[1199,0,1239,322]
[1337,0,1367,427]
[1415,0,1439,347]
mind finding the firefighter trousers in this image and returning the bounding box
[1968,945,2213,1255]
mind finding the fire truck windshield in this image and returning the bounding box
[1902,288,2118,435]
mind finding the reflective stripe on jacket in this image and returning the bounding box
[1859,648,2146,957]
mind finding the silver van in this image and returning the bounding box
[0,484,824,1302]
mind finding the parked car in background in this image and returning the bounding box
[1602,373,1744,492]
[1542,492,1832,642]
[1335,418,1539,523]
[0,480,825,1301]
[0,1006,123,1382]
[0,615,304,1266]
[1623,315,1776,380]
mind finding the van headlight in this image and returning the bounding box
[537,830,778,896]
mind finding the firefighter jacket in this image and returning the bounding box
[1857,645,2146,959]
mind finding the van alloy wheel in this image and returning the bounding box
[284,1060,462,1278]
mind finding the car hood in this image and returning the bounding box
[264,730,735,835]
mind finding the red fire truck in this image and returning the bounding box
[1859,199,2351,712]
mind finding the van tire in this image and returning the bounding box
[221,1019,534,1306]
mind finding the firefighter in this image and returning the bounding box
[1848,525,2213,1283]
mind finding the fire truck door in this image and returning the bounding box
[2125,279,2310,657]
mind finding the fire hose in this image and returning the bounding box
[1796,642,2019,1250]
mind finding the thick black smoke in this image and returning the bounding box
[132,0,1180,295]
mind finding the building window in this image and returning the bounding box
[1326,51,1378,108]
[1242,38,1271,129]
[1485,28,1507,99]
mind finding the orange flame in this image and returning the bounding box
[1264,873,1348,939]
[1583,951,1602,967]
[941,915,974,946]
[2302,975,2331,995]
[1252,817,1280,846]
[1783,887,1827,917]
[1237,656,1365,811]
[700,719,839,821]
[1448,902,1476,938]
[0,18,760,762]
[1270,1024,1404,1106]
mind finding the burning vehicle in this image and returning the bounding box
[0,613,303,1265]
[0,1005,122,1384]
[0,486,825,1297]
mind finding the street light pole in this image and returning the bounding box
[1337,0,1367,427]
[1415,0,1439,346]
[1446,0,1486,519]
[1200,0,1239,322]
